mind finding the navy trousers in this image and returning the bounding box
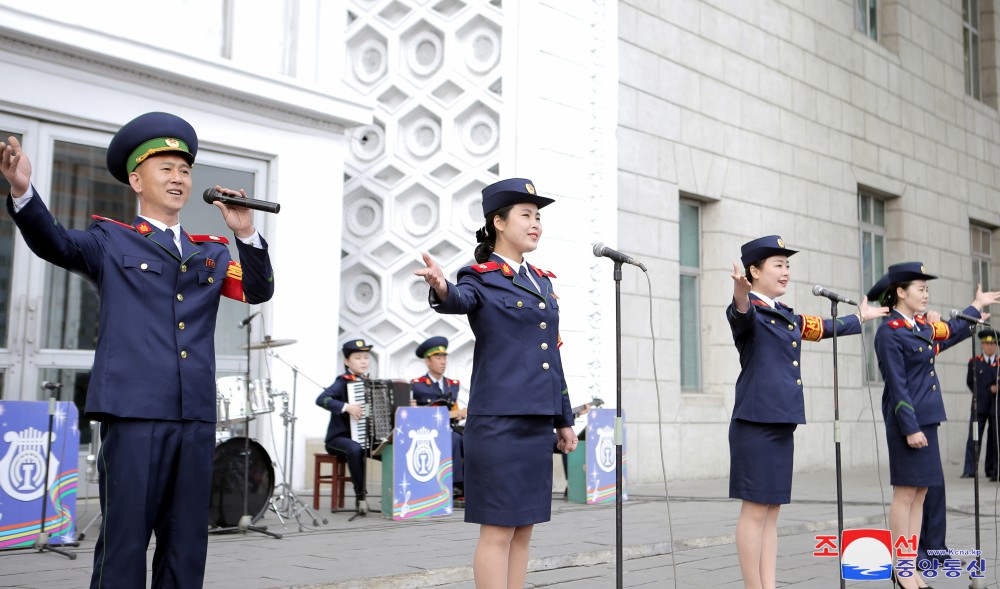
[326,436,366,499]
[91,419,215,589]
[963,409,998,478]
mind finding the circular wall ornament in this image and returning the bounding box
[353,38,388,84]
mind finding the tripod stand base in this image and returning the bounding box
[34,532,78,560]
[208,521,283,540]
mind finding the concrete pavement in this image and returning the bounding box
[3,466,1000,588]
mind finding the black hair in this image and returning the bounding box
[474,205,515,263]
[881,281,914,309]
[744,258,765,285]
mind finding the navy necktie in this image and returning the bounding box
[518,266,538,294]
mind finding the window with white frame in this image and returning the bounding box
[972,224,992,313]
[859,190,886,382]
[679,199,701,391]
[965,0,982,100]
[856,0,878,40]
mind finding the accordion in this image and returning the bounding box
[346,379,411,451]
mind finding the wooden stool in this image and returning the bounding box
[314,453,351,510]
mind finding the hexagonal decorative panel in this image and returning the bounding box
[342,0,503,387]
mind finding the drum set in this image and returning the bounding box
[209,335,326,533]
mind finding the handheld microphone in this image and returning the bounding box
[811,285,857,306]
[203,188,281,214]
[239,311,261,328]
[592,242,647,272]
[950,309,992,328]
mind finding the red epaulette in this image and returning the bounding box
[531,265,557,279]
[91,215,135,231]
[340,373,357,382]
[411,377,431,385]
[914,314,927,325]
[470,261,514,276]
[888,319,906,329]
[446,378,460,386]
[751,299,770,309]
[188,234,230,245]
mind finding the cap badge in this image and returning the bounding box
[525,183,535,195]
[164,138,180,148]
[355,340,364,347]
[920,265,926,273]
[777,238,785,248]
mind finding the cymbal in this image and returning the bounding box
[240,336,297,350]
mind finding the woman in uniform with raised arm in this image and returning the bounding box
[867,262,999,589]
[415,178,576,589]
[727,235,888,589]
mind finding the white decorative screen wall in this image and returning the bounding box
[341,0,503,384]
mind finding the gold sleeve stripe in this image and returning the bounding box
[800,314,825,342]
[931,321,950,342]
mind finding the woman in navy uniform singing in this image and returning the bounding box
[868,263,999,589]
[728,236,887,589]
[415,178,576,589]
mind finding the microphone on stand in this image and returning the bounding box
[239,311,261,328]
[811,285,858,306]
[950,309,992,328]
[592,242,647,272]
[203,188,281,214]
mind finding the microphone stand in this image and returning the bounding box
[969,323,985,589]
[34,382,77,559]
[830,301,844,589]
[613,260,624,589]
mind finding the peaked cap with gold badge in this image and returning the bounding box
[106,112,198,184]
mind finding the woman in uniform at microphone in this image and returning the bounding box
[867,263,999,589]
[727,235,887,589]
[415,178,576,589]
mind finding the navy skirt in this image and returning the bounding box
[729,419,797,505]
[463,414,555,526]
[886,419,943,487]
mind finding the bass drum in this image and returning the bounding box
[208,437,274,528]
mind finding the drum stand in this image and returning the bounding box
[209,315,282,540]
[267,350,328,530]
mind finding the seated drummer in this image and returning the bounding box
[316,339,371,515]
[410,336,467,503]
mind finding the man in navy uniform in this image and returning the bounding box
[316,339,372,514]
[410,336,466,502]
[1,112,274,588]
[962,329,1000,480]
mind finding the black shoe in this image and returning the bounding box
[356,498,369,515]
[990,476,998,481]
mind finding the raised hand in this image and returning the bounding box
[972,284,1000,311]
[413,252,448,301]
[859,296,890,323]
[210,185,255,239]
[731,261,752,313]
[924,310,942,324]
[0,136,32,198]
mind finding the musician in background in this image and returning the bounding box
[410,336,466,504]
[316,339,372,515]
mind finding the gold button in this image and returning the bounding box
[539,322,547,329]
[796,379,802,385]
[542,362,550,370]
[176,293,184,302]
[919,347,923,352]
[770,320,775,324]
[792,342,798,348]
[180,350,188,359]
[180,264,187,273]
[208,277,214,284]
[541,343,548,350]
[793,361,799,367]
[930,359,934,364]
[140,262,148,270]
[539,302,546,309]
[930,371,934,377]
[517,301,523,308]
[178,322,186,330]
[932,385,937,390]
[788,324,794,330]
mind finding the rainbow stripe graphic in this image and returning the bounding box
[0,469,79,548]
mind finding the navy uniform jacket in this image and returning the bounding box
[8,188,274,423]
[411,374,461,407]
[432,255,574,427]
[875,307,979,435]
[316,372,362,446]
[726,294,862,424]
[967,353,1000,416]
